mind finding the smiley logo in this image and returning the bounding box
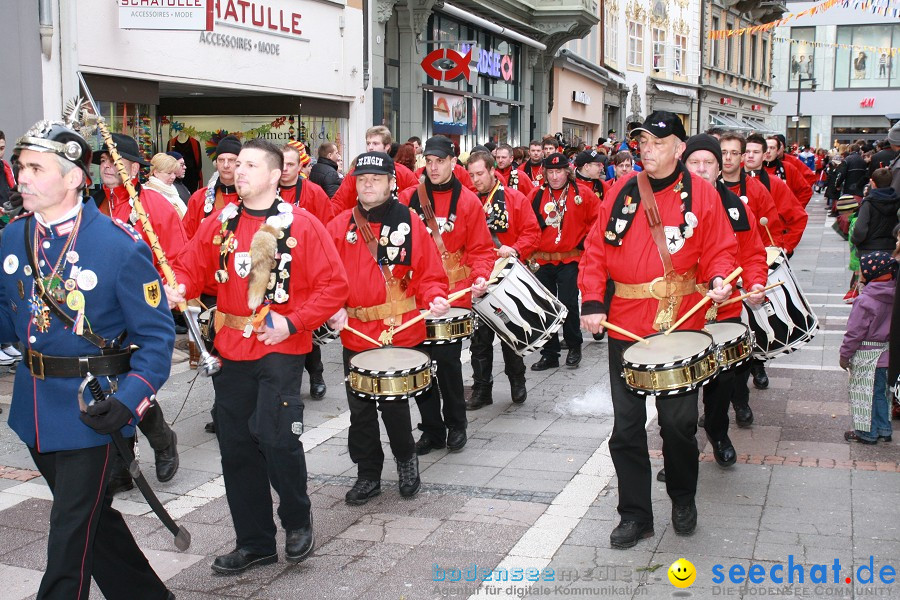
[668,558,696,588]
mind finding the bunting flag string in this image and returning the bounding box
[773,36,900,56]
[706,0,842,39]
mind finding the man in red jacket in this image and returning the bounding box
[765,135,813,207]
[683,135,768,470]
[168,138,349,574]
[183,135,241,239]
[520,140,545,183]
[325,151,450,505]
[494,143,535,198]
[279,142,335,400]
[90,132,185,492]
[330,126,420,215]
[399,136,494,455]
[528,152,599,371]
[775,133,817,186]
[579,112,737,549]
[464,150,541,410]
[720,133,788,249]
[744,134,808,256]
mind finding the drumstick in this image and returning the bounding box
[343,326,383,347]
[719,281,785,307]
[600,320,650,345]
[759,217,776,247]
[663,266,743,335]
[387,287,474,338]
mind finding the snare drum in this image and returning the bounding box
[622,331,718,396]
[741,247,818,359]
[423,308,475,345]
[313,324,340,346]
[347,347,433,402]
[704,322,753,370]
[473,257,568,356]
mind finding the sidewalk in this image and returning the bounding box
[0,193,897,600]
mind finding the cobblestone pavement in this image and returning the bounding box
[0,194,897,599]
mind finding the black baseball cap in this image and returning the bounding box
[629,111,687,142]
[575,149,606,168]
[93,132,150,167]
[542,152,570,170]
[423,135,454,158]
[353,151,395,177]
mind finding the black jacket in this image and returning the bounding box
[309,157,342,198]
[869,148,898,177]
[837,151,868,197]
[851,187,900,253]
[824,162,842,200]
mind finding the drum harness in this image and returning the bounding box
[611,171,703,331]
[411,182,472,286]
[348,207,415,329]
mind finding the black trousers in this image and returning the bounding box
[416,341,467,441]
[469,324,525,387]
[608,338,699,523]
[304,344,324,379]
[29,444,168,600]
[212,353,311,555]
[535,262,582,359]
[343,346,418,480]
[731,359,755,408]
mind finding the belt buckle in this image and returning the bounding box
[648,276,670,301]
[29,351,45,380]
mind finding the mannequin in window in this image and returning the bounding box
[854,52,868,80]
[166,130,203,193]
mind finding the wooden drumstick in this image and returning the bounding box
[382,287,475,340]
[664,266,743,335]
[759,217,776,247]
[600,320,650,345]
[343,326,383,347]
[719,281,785,307]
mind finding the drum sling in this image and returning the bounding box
[416,183,471,285]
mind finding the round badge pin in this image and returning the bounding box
[3,255,18,275]
[66,251,79,264]
[685,212,698,228]
[389,231,405,246]
[76,269,98,291]
[66,290,85,311]
[397,223,411,235]
[286,237,297,248]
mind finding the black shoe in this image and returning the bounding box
[447,428,467,452]
[560,340,568,350]
[734,404,754,428]
[531,356,559,371]
[465,385,493,411]
[155,432,179,483]
[309,375,326,399]
[751,365,769,389]
[211,548,278,574]
[698,414,706,428]
[285,519,315,563]
[592,331,606,341]
[672,501,697,535]
[509,376,527,404]
[609,520,654,549]
[415,433,446,455]
[656,468,666,482]
[396,456,421,498]
[844,430,877,445]
[879,435,893,442]
[565,347,582,367]
[107,476,134,496]
[345,479,381,505]
[205,421,216,434]
[710,436,737,467]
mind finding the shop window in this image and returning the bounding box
[652,28,666,71]
[834,24,899,89]
[787,27,816,89]
[628,21,644,69]
[95,101,156,183]
[786,116,811,148]
[605,5,618,63]
[562,121,590,148]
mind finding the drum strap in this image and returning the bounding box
[352,207,413,325]
[416,183,471,284]
[636,172,691,331]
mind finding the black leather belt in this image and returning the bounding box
[25,349,132,380]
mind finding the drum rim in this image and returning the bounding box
[421,307,473,324]
[349,347,432,375]
[622,330,715,369]
[704,322,750,344]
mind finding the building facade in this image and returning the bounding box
[372,0,599,151]
[698,1,784,137]
[772,1,900,149]
[7,0,366,178]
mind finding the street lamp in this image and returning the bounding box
[794,72,817,148]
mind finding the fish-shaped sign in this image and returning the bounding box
[420,47,476,83]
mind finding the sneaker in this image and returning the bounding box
[1,346,22,361]
[345,479,381,505]
[0,351,14,367]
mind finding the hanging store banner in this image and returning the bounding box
[118,0,213,31]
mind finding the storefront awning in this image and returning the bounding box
[741,118,774,134]
[653,83,697,100]
[710,114,753,131]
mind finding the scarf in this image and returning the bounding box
[346,195,413,266]
[716,179,750,232]
[479,180,509,233]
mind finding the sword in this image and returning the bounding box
[79,373,192,551]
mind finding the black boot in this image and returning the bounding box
[531,356,559,371]
[750,363,769,389]
[285,515,315,563]
[734,404,754,427]
[396,456,421,498]
[509,376,527,404]
[154,431,180,483]
[309,373,326,399]
[465,384,493,411]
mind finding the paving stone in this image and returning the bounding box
[448,498,546,528]
[0,563,42,600]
